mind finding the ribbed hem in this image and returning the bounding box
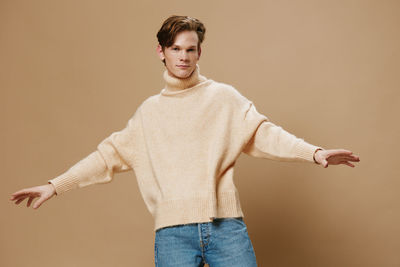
[47,171,80,196]
[292,142,324,164]
[153,190,244,231]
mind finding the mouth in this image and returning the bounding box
[176,65,190,68]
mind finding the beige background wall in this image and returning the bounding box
[2,0,399,266]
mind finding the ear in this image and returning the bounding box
[156,44,165,61]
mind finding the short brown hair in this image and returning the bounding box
[156,15,206,51]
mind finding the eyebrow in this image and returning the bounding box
[172,45,197,48]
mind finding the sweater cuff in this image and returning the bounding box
[292,142,324,164]
[47,171,80,196]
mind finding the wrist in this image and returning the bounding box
[313,148,323,164]
[48,182,57,195]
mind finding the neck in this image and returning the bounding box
[163,64,207,92]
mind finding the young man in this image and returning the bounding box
[10,15,360,267]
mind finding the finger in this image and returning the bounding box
[343,161,355,168]
[15,191,40,199]
[10,193,32,201]
[340,156,360,162]
[11,194,30,202]
[33,198,45,209]
[330,154,360,161]
[340,149,353,155]
[10,191,33,199]
[15,198,26,205]
[27,196,34,207]
[326,149,353,157]
[10,192,28,199]
[12,194,27,201]
[338,159,354,167]
[11,189,31,196]
[344,153,359,159]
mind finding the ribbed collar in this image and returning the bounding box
[161,64,208,96]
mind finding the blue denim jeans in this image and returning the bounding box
[154,217,258,266]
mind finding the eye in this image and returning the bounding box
[172,47,179,51]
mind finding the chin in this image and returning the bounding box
[172,69,193,79]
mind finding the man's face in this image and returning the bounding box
[157,30,201,79]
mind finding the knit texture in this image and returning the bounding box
[48,64,323,231]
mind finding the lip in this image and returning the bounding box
[176,65,190,68]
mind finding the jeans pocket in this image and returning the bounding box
[214,217,246,230]
[225,216,244,223]
[216,216,243,221]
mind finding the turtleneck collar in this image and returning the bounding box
[161,64,208,96]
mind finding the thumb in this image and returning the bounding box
[323,159,329,168]
[33,197,46,209]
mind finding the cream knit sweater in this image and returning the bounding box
[48,65,323,231]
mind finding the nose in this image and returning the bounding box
[179,50,189,62]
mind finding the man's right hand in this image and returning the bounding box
[10,183,57,209]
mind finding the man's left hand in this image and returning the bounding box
[314,149,360,168]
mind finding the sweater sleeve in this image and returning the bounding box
[241,101,323,163]
[47,107,142,196]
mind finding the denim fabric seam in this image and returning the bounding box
[197,224,206,264]
[154,240,158,267]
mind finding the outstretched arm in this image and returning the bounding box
[240,101,322,163]
[9,106,142,209]
[313,148,360,168]
[45,108,141,196]
[240,101,360,167]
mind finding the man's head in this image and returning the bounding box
[156,15,206,79]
